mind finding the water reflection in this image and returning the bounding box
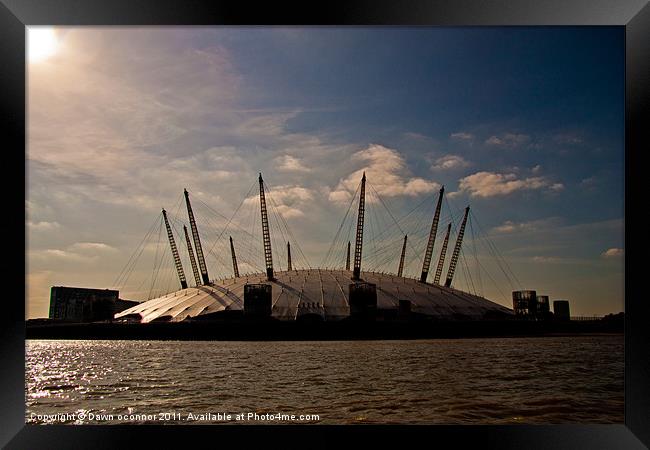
[26,336,623,424]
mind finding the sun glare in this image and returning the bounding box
[28,28,59,63]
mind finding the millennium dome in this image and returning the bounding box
[115,269,513,322]
[115,172,514,323]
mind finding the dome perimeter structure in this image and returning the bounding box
[115,172,515,323]
[115,269,513,322]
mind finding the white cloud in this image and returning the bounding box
[492,217,563,234]
[531,165,542,174]
[328,144,439,204]
[30,242,117,265]
[601,248,623,258]
[532,256,562,263]
[270,186,314,203]
[235,111,298,138]
[35,249,97,263]
[272,205,304,219]
[453,171,561,198]
[26,200,54,219]
[431,154,471,171]
[275,155,311,172]
[327,189,352,204]
[27,220,60,231]
[69,242,117,252]
[244,185,314,219]
[403,131,431,141]
[485,133,530,148]
[493,221,518,233]
[450,132,474,141]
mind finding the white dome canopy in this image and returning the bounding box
[115,269,513,323]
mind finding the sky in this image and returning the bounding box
[26,27,624,318]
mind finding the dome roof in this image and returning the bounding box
[115,269,513,323]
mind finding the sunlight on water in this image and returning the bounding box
[25,336,623,425]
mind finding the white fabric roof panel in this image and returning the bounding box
[115,269,513,323]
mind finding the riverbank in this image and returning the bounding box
[26,319,623,341]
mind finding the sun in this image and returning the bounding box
[28,27,59,63]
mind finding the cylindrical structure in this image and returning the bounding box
[512,290,537,317]
[536,295,550,316]
[553,300,570,322]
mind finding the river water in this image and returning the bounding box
[25,336,623,424]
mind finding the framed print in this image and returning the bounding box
[1,0,648,448]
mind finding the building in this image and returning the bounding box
[512,290,537,318]
[536,295,552,320]
[536,295,549,313]
[553,300,571,321]
[49,286,138,322]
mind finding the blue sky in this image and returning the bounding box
[27,27,624,317]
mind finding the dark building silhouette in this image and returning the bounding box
[49,286,138,322]
[243,283,272,317]
[536,295,550,313]
[349,282,378,320]
[553,300,571,321]
[536,295,552,320]
[512,290,537,318]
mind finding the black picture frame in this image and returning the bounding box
[2,0,648,448]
